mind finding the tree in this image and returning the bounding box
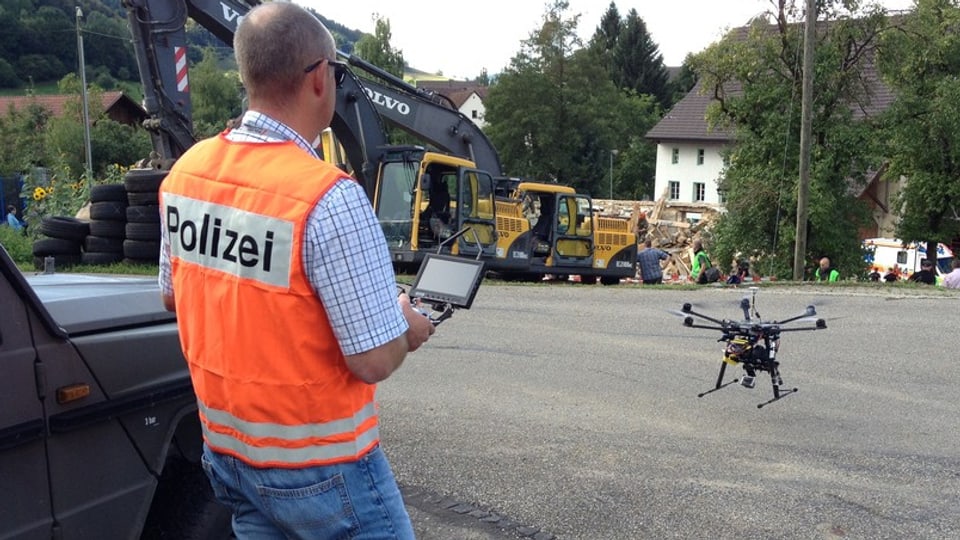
[878,0,960,260]
[484,0,660,198]
[0,98,50,174]
[667,53,698,106]
[589,4,669,108]
[42,74,150,179]
[612,9,670,108]
[695,1,888,279]
[352,16,404,78]
[190,47,242,138]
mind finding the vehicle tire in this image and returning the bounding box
[33,237,82,256]
[580,275,599,285]
[141,458,233,540]
[90,183,129,203]
[84,235,124,253]
[39,216,90,242]
[124,168,167,193]
[81,251,124,265]
[90,201,128,221]
[126,222,162,242]
[128,190,160,206]
[600,276,621,285]
[123,239,160,261]
[127,205,161,223]
[88,219,127,239]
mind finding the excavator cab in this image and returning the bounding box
[373,149,496,271]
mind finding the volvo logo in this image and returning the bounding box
[220,2,243,27]
[364,88,412,115]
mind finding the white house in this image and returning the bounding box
[645,80,730,207]
[415,81,489,129]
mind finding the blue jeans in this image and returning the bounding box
[200,443,414,539]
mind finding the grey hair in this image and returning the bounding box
[234,2,335,105]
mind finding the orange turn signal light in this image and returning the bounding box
[56,383,91,404]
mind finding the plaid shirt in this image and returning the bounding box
[159,111,406,355]
[636,247,669,280]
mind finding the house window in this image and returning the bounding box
[697,148,705,165]
[471,110,478,119]
[668,181,680,200]
[671,148,679,164]
[693,182,705,202]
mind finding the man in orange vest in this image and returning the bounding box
[158,3,434,537]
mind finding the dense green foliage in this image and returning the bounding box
[878,0,960,255]
[484,1,661,199]
[693,1,889,279]
[0,0,137,90]
[352,17,405,79]
[0,75,151,180]
[189,48,243,138]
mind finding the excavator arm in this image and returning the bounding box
[122,0,388,197]
[342,53,504,178]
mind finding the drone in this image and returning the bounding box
[676,287,828,408]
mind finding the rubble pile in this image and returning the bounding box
[593,189,722,281]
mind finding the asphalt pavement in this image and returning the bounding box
[379,282,960,540]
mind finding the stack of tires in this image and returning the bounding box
[84,184,129,265]
[32,216,90,269]
[122,168,166,264]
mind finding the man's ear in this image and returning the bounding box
[309,64,327,97]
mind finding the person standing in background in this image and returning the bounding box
[636,238,670,284]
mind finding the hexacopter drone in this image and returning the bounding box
[676,287,828,408]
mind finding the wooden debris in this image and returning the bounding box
[593,194,722,281]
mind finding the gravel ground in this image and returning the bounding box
[380,282,960,540]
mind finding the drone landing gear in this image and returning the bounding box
[697,361,798,408]
[757,385,798,409]
[697,361,741,398]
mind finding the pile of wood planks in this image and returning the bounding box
[593,189,722,280]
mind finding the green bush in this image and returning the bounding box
[0,225,32,265]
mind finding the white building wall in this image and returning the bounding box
[653,142,727,205]
[459,93,486,129]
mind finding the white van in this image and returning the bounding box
[863,237,954,278]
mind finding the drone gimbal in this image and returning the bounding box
[678,288,827,408]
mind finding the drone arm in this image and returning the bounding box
[681,308,726,326]
[776,324,826,333]
[684,322,728,332]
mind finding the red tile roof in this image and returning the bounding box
[0,91,141,119]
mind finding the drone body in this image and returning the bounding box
[679,288,827,408]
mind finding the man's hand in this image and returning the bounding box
[399,293,435,352]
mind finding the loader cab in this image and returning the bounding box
[528,191,594,266]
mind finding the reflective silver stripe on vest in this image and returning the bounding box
[203,420,380,464]
[198,400,378,440]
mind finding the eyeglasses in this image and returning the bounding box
[303,58,348,88]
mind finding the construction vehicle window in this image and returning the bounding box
[378,162,416,221]
[557,197,571,235]
[462,171,495,220]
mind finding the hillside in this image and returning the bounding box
[0,0,368,92]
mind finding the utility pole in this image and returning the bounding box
[793,0,816,280]
[76,6,93,181]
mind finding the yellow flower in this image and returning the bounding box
[33,187,46,201]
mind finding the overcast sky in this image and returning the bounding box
[299,0,916,79]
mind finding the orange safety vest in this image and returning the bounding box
[160,134,378,468]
